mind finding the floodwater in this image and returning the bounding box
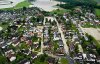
[31,0,60,11]
[0,0,61,11]
[0,0,25,9]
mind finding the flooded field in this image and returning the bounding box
[0,0,25,9]
[31,0,61,11]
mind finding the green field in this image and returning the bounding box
[51,9,71,15]
[0,0,31,10]
[60,58,69,64]
[14,0,31,9]
[95,9,100,18]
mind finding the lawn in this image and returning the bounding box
[53,41,59,51]
[33,54,48,64]
[95,9,100,18]
[51,9,71,15]
[14,0,31,9]
[60,58,69,64]
[82,22,96,28]
[0,22,9,30]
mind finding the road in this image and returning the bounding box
[66,55,74,64]
[37,17,46,55]
[41,17,74,64]
[55,18,69,55]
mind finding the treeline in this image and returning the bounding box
[56,0,100,9]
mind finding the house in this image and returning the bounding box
[20,36,27,41]
[30,52,37,59]
[65,32,70,39]
[33,42,39,48]
[96,56,100,64]
[7,40,12,45]
[53,32,61,41]
[44,27,49,38]
[5,49,16,62]
[78,28,84,37]
[21,49,31,55]
[12,37,20,47]
[46,57,56,64]
[94,20,100,25]
[74,53,83,63]
[86,44,96,51]
[18,59,30,64]
[26,40,32,46]
[0,39,7,49]
[58,40,64,47]
[72,35,79,42]
[83,53,96,63]
[23,32,31,37]
[69,43,75,52]
[56,47,65,56]
[7,53,16,62]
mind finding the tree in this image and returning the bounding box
[40,54,48,62]
[75,44,79,53]
[23,7,27,10]
[96,46,100,55]
[0,55,9,64]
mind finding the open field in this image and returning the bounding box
[82,28,100,41]
[0,0,31,9]
[51,9,71,14]
[95,9,100,18]
[60,58,69,64]
[14,0,31,9]
[31,0,61,11]
[0,0,25,9]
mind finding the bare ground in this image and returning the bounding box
[82,28,100,40]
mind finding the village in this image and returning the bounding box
[0,2,100,64]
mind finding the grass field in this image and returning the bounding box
[0,0,31,10]
[95,9,100,18]
[51,9,71,15]
[14,0,31,9]
[82,22,96,28]
[60,58,69,64]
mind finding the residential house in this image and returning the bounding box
[5,49,16,62]
[18,59,30,64]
